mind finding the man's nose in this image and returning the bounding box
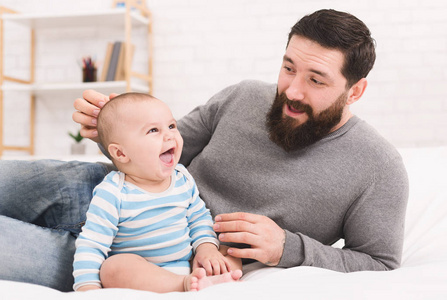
[285,76,305,101]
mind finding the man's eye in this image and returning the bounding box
[284,66,293,72]
[311,78,324,85]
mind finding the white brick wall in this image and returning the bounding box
[1,0,446,157]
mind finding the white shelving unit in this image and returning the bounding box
[1,81,150,96]
[0,9,149,29]
[0,1,153,155]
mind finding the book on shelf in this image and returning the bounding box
[115,42,126,81]
[115,43,136,81]
[100,42,114,81]
[106,41,122,81]
[101,41,134,82]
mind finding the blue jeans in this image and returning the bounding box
[0,159,110,291]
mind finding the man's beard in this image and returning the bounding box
[266,91,347,152]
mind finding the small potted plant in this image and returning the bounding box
[69,130,85,155]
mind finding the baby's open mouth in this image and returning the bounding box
[159,148,174,164]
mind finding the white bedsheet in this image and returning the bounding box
[1,146,446,299]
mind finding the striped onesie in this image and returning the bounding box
[72,164,218,291]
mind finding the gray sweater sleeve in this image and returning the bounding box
[278,156,409,271]
[178,83,235,167]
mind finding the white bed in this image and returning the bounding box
[1,146,446,299]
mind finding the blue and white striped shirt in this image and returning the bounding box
[73,164,218,290]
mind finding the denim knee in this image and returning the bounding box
[0,159,109,235]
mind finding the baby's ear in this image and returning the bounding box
[108,143,130,163]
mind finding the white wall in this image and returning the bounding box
[1,0,447,157]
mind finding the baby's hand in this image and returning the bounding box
[193,243,231,276]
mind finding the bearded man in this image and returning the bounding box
[1,9,408,292]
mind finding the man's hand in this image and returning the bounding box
[192,242,231,275]
[213,212,286,266]
[72,90,118,142]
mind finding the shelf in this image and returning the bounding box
[1,8,149,29]
[0,2,153,156]
[1,81,150,95]
[0,154,110,163]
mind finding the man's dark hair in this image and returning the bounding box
[288,9,376,87]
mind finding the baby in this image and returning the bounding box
[73,92,242,293]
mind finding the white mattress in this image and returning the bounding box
[1,146,446,299]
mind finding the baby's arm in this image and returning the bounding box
[73,177,120,291]
[193,243,231,275]
[180,166,240,275]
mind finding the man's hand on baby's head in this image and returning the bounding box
[72,90,119,142]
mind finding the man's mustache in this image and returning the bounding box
[277,93,313,116]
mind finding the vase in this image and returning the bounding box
[71,143,86,155]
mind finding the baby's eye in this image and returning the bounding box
[147,128,158,134]
[169,123,176,129]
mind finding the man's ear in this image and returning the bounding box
[346,78,367,105]
[108,143,130,163]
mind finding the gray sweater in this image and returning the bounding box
[178,80,409,272]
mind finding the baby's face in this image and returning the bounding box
[117,99,183,181]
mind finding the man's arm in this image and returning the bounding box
[177,100,222,167]
[177,106,213,167]
[215,157,409,272]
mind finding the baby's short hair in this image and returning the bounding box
[97,92,157,153]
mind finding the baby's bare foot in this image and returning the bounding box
[184,268,206,292]
[196,269,243,291]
